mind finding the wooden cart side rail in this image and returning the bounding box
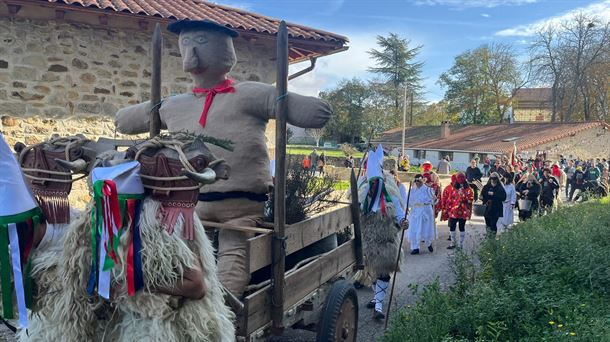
[243,239,356,336]
[247,205,353,273]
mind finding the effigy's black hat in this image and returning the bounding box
[167,19,239,37]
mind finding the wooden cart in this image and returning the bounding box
[228,21,362,342]
[233,205,360,341]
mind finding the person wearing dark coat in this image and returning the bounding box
[481,172,507,235]
[465,159,483,201]
[517,174,541,221]
[539,168,560,214]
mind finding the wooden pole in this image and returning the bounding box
[384,181,413,330]
[409,91,414,127]
[149,23,162,138]
[350,168,364,269]
[271,20,288,336]
[401,86,407,156]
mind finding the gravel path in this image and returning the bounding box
[269,214,488,342]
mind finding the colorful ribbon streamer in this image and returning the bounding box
[88,181,144,298]
[0,208,39,325]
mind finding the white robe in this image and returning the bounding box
[499,184,516,229]
[406,185,436,244]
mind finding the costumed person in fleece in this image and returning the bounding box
[407,173,437,255]
[355,145,407,320]
[115,20,331,298]
[0,133,45,333]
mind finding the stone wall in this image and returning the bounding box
[0,14,276,121]
[0,8,280,208]
[525,125,610,160]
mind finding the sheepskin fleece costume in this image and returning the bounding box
[354,172,404,285]
[113,198,235,342]
[19,207,114,342]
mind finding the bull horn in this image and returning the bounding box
[55,158,87,173]
[182,167,216,184]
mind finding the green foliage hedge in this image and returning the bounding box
[384,198,610,342]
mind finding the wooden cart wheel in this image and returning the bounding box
[316,279,358,342]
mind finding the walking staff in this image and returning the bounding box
[384,180,413,330]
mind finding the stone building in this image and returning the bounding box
[0,0,348,147]
[0,0,348,205]
[512,88,552,122]
[374,121,610,171]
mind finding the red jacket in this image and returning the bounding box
[444,185,474,220]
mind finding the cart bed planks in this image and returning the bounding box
[247,205,352,273]
[242,239,356,335]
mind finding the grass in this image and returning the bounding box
[384,197,610,342]
[287,146,364,158]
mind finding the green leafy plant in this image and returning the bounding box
[384,199,610,341]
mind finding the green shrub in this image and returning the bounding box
[384,199,610,342]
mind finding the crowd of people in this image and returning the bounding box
[399,154,608,254]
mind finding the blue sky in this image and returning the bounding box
[222,0,610,102]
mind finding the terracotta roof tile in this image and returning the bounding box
[375,122,608,154]
[39,0,348,44]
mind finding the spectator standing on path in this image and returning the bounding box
[483,157,491,176]
[437,155,452,175]
[317,152,326,176]
[399,154,410,171]
[517,174,541,221]
[564,160,575,199]
[569,166,586,201]
[481,172,507,236]
[406,174,437,255]
[310,149,318,175]
[344,155,354,168]
[445,172,474,249]
[465,159,483,201]
[551,163,566,203]
[498,173,516,233]
[302,155,311,172]
[586,163,601,184]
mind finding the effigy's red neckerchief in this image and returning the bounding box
[192,79,235,128]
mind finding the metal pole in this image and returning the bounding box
[401,86,407,157]
[271,20,288,336]
[384,181,413,330]
[149,23,162,138]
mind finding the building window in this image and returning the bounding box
[414,150,426,159]
[439,151,454,161]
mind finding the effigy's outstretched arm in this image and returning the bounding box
[283,91,332,128]
[115,101,167,135]
[251,83,332,128]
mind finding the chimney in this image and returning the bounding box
[441,121,450,139]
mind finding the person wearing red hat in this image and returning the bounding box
[444,172,474,249]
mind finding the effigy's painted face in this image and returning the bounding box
[178,29,236,76]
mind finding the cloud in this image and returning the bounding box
[480,13,491,18]
[288,32,379,96]
[496,0,610,37]
[214,1,254,11]
[413,0,538,8]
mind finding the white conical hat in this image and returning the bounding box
[91,161,144,195]
[0,133,38,218]
[365,144,384,180]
